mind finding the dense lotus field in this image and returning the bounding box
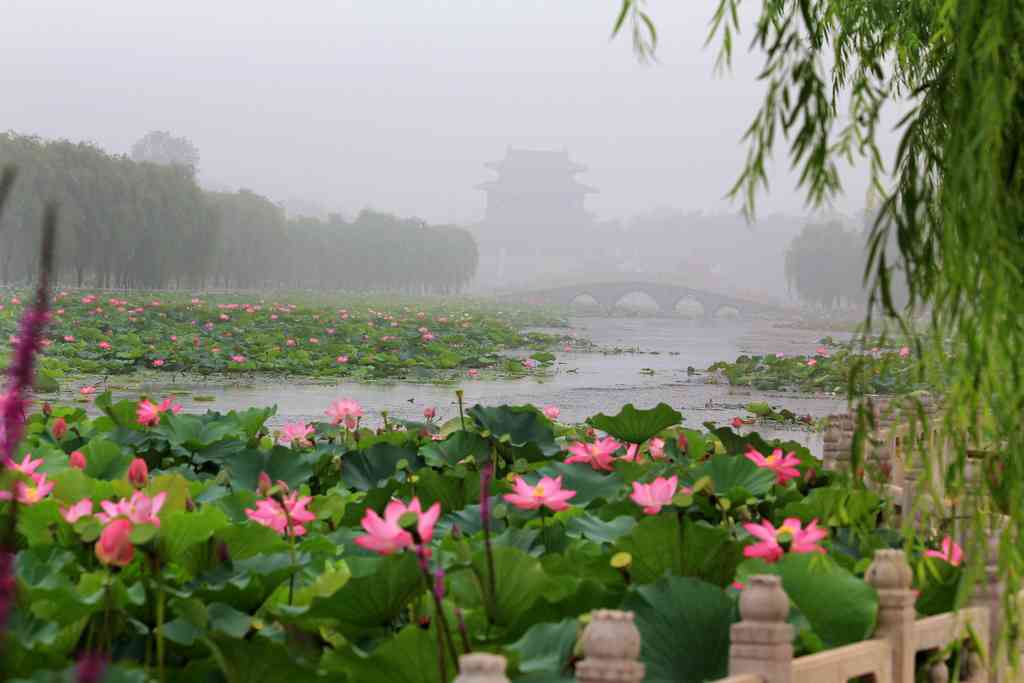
[2,396,968,682]
[0,291,568,385]
[708,338,934,395]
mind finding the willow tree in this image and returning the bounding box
[614,0,1024,650]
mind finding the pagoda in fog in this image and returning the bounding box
[477,148,597,226]
[474,148,597,286]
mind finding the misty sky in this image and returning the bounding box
[1,1,894,224]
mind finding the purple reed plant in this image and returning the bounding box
[479,461,497,620]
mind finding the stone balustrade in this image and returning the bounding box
[452,547,1017,682]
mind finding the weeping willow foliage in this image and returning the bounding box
[0,134,479,293]
[615,0,1024,657]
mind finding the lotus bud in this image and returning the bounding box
[257,471,272,496]
[75,650,108,683]
[215,541,231,564]
[51,417,67,440]
[185,496,195,512]
[677,433,688,453]
[42,402,52,417]
[423,406,436,420]
[127,458,148,488]
[68,450,86,470]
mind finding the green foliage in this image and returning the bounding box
[587,402,682,444]
[2,396,957,680]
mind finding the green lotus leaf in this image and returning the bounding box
[623,576,737,683]
[587,403,682,444]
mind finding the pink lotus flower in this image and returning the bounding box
[63,335,75,342]
[564,344,572,352]
[522,358,539,369]
[4,453,43,477]
[61,499,93,523]
[899,346,910,358]
[96,491,168,527]
[355,497,441,555]
[245,492,317,537]
[230,354,246,363]
[136,400,161,426]
[806,358,817,367]
[326,398,363,429]
[648,437,666,460]
[79,386,97,396]
[0,473,54,504]
[421,332,435,342]
[620,443,641,463]
[743,518,827,563]
[51,417,67,440]
[775,352,785,358]
[565,437,621,472]
[630,475,678,515]
[542,405,560,420]
[97,342,111,350]
[925,536,963,566]
[286,339,296,347]
[278,422,314,447]
[95,518,135,566]
[69,450,87,470]
[336,355,349,364]
[136,398,181,426]
[815,346,829,356]
[731,417,743,429]
[467,368,480,378]
[308,338,319,344]
[422,406,436,420]
[503,475,576,512]
[745,447,801,485]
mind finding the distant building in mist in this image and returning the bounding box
[473,148,598,287]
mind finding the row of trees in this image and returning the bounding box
[783,218,909,310]
[0,133,478,292]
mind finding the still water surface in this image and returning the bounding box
[77,318,851,455]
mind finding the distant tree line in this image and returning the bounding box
[0,133,478,292]
[784,220,908,310]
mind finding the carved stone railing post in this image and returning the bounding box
[867,549,916,682]
[729,575,793,683]
[969,520,1007,683]
[453,653,510,683]
[823,413,854,472]
[575,609,644,683]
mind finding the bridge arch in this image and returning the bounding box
[611,290,662,314]
[567,293,602,310]
[673,296,706,319]
[711,304,741,320]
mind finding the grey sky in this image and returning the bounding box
[0,0,889,224]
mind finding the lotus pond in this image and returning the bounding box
[2,394,968,682]
[708,337,935,395]
[0,291,570,387]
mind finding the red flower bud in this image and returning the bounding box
[677,433,688,452]
[42,402,52,417]
[127,458,148,488]
[69,450,86,470]
[51,417,67,440]
[257,471,272,496]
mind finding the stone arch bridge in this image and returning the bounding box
[495,281,786,319]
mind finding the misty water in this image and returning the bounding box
[80,316,849,456]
